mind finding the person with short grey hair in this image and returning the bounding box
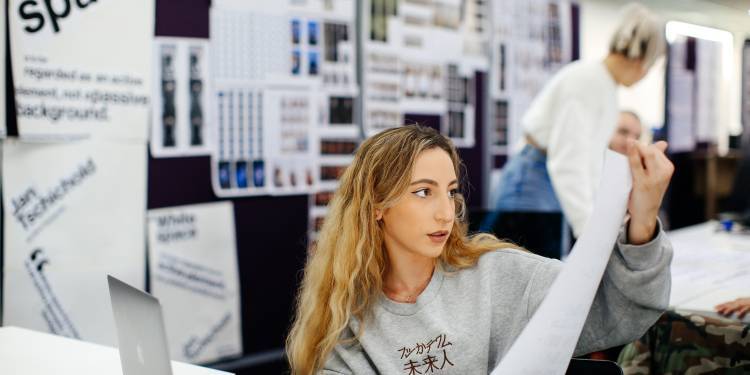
[484,3,665,259]
[609,3,665,71]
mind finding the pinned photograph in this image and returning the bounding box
[292,50,301,75]
[160,44,177,147]
[308,20,318,46]
[189,46,205,146]
[308,51,319,75]
[291,19,301,45]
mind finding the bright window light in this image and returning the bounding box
[665,20,733,80]
[665,21,733,45]
[665,20,739,149]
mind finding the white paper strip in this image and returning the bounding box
[492,150,632,374]
[2,139,147,346]
[148,202,242,363]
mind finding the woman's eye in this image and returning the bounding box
[413,188,430,198]
[449,189,459,198]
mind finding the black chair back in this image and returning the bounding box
[565,358,623,375]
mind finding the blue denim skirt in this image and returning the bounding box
[495,144,562,212]
[481,145,570,257]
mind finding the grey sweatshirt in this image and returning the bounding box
[321,222,673,374]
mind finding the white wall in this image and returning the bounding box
[578,0,750,147]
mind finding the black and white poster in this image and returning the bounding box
[10,0,154,140]
[148,202,242,363]
[0,0,6,138]
[151,37,211,157]
[2,138,147,346]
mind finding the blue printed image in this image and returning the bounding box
[308,51,319,75]
[291,19,301,44]
[219,161,231,189]
[236,161,248,188]
[308,20,318,45]
[253,160,265,187]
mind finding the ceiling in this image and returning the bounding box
[700,0,749,12]
[584,0,750,34]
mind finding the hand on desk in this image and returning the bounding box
[715,297,750,319]
[625,140,674,245]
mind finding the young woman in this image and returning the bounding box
[287,125,674,374]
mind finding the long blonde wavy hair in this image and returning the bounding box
[286,125,514,373]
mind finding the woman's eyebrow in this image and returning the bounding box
[409,179,459,186]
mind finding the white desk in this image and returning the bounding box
[668,221,750,323]
[0,326,233,375]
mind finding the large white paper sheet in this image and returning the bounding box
[9,0,154,141]
[668,222,750,323]
[492,150,632,374]
[2,138,147,346]
[148,202,242,363]
[0,326,233,375]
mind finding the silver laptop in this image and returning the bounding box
[108,275,173,375]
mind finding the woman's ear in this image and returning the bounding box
[375,208,383,221]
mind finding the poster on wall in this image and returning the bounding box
[147,202,242,364]
[694,39,721,144]
[210,1,360,203]
[0,0,6,138]
[487,0,572,172]
[284,0,360,238]
[151,37,212,157]
[362,0,487,147]
[2,138,147,347]
[668,72,696,153]
[743,40,750,132]
[209,5,321,197]
[210,83,317,197]
[666,39,696,153]
[9,0,154,141]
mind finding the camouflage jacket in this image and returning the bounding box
[618,311,750,374]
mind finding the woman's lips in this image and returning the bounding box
[428,231,449,243]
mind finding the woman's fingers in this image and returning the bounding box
[739,305,750,319]
[715,302,734,316]
[714,299,750,318]
[630,140,673,181]
[654,141,668,153]
[627,139,645,178]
